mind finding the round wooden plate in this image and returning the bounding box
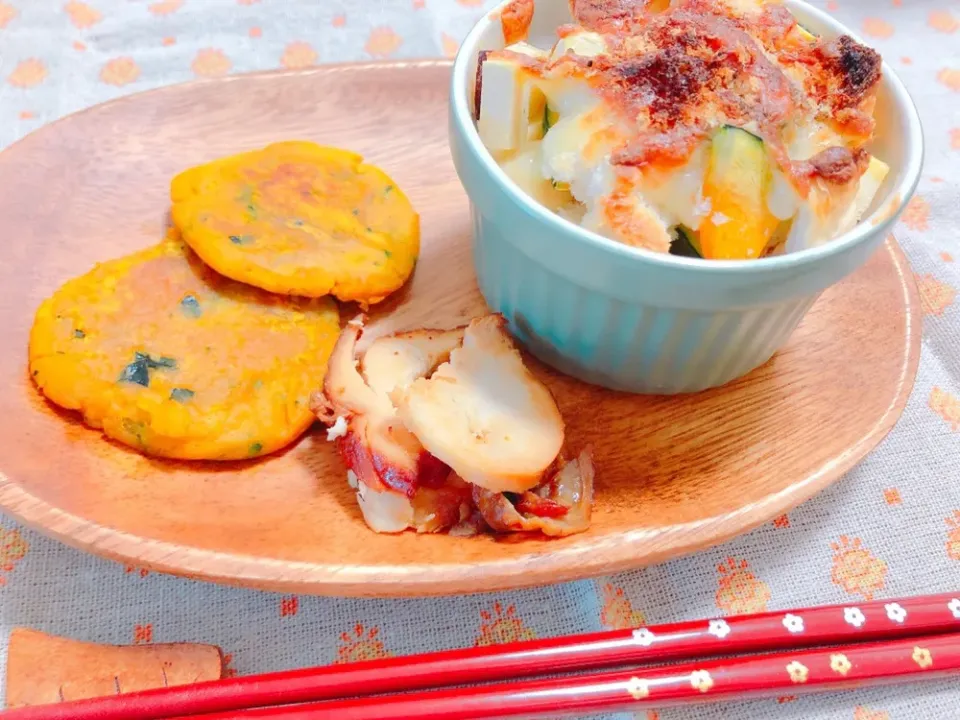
[0,61,920,597]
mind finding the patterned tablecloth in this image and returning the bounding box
[1,1,959,717]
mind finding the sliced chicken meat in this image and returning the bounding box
[393,315,565,494]
[472,449,595,537]
[314,314,593,537]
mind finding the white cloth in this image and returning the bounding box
[1,1,959,718]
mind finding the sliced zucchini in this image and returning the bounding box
[669,226,702,258]
[796,23,818,42]
[542,103,559,137]
[550,31,608,59]
[500,148,572,212]
[851,155,890,221]
[542,103,566,189]
[525,85,548,141]
[762,219,794,257]
[699,126,781,260]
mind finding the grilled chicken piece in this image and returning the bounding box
[316,317,467,532]
[472,449,595,537]
[316,314,592,537]
[393,315,565,494]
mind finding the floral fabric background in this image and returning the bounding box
[1,0,959,717]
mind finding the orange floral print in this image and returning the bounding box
[854,707,890,720]
[148,0,182,15]
[931,387,960,430]
[862,18,894,39]
[942,251,954,263]
[7,59,47,88]
[773,514,790,529]
[599,582,646,629]
[476,603,536,646]
[929,11,958,34]
[825,0,838,11]
[830,536,887,600]
[413,0,426,8]
[332,14,346,28]
[901,56,912,66]
[280,595,299,617]
[946,512,960,560]
[162,36,176,46]
[249,26,262,38]
[916,275,956,316]
[715,557,771,615]
[65,1,101,29]
[133,624,153,644]
[73,40,87,51]
[281,42,318,69]
[336,624,393,664]
[0,2,16,29]
[938,69,960,92]
[18,110,34,120]
[900,196,930,231]
[366,27,403,57]
[883,488,902,506]
[0,527,28,584]
[192,49,231,77]
[950,129,960,150]
[442,33,460,58]
[457,0,484,5]
[237,0,260,4]
[100,57,140,86]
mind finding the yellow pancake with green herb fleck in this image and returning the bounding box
[28,234,340,460]
[170,141,419,305]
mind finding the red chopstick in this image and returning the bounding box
[4,593,960,720]
[188,633,960,719]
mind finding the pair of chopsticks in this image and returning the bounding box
[6,593,960,720]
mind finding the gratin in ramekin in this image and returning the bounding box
[449,0,923,394]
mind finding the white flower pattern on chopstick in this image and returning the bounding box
[707,619,731,639]
[830,653,852,676]
[632,628,656,647]
[948,598,960,619]
[885,602,908,624]
[786,661,809,684]
[782,613,804,634]
[844,607,866,628]
[626,676,650,699]
[690,670,714,693]
[913,646,933,669]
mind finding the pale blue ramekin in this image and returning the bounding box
[449,0,923,394]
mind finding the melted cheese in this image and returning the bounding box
[476,17,885,255]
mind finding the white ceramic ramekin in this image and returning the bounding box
[449,0,923,394]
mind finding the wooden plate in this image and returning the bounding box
[0,61,920,597]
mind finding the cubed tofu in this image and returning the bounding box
[477,54,546,153]
[504,41,549,59]
[838,155,890,231]
[551,31,608,60]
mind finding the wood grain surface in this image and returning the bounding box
[6,628,222,707]
[0,61,921,597]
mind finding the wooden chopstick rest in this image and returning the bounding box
[5,628,223,708]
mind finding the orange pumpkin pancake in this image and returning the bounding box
[28,234,339,460]
[170,141,419,305]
